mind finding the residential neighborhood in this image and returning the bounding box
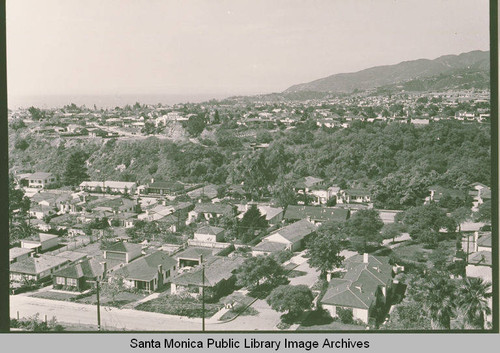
[6,4,493,332]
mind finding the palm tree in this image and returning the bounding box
[423,275,457,330]
[456,277,492,329]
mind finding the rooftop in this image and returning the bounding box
[269,219,317,243]
[171,256,245,287]
[10,255,70,275]
[112,251,177,281]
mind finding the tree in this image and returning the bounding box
[474,200,491,222]
[402,204,456,246]
[266,285,314,322]
[343,209,384,252]
[422,274,457,329]
[185,114,206,137]
[100,277,125,305]
[381,223,405,243]
[8,176,30,224]
[456,278,491,329]
[383,301,432,330]
[451,207,472,233]
[271,181,297,208]
[63,151,89,186]
[238,204,268,242]
[305,225,345,277]
[10,221,37,242]
[235,256,288,290]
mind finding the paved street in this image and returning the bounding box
[10,293,282,331]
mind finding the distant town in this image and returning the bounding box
[8,84,492,331]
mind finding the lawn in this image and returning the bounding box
[218,292,257,321]
[30,291,79,301]
[75,291,147,308]
[135,294,223,318]
[390,238,457,268]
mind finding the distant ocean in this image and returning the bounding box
[8,93,240,109]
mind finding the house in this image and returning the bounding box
[262,219,317,251]
[54,251,88,265]
[10,254,70,282]
[466,231,492,282]
[236,204,284,225]
[85,197,136,214]
[294,176,325,195]
[9,247,33,264]
[187,184,218,201]
[20,233,60,253]
[144,180,185,195]
[252,241,287,256]
[320,254,393,324]
[52,258,107,291]
[174,247,216,268]
[27,172,57,189]
[337,189,371,204]
[426,185,466,204]
[29,205,55,220]
[469,182,491,210]
[110,251,177,293]
[193,226,225,243]
[109,212,137,228]
[170,256,245,296]
[284,206,350,226]
[186,203,235,224]
[307,185,340,205]
[79,181,137,195]
[104,242,142,264]
[137,204,174,221]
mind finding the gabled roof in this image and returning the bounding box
[52,258,105,279]
[268,219,317,244]
[477,232,492,248]
[112,251,177,281]
[195,225,224,236]
[193,203,234,215]
[54,251,87,263]
[171,256,245,287]
[320,255,393,310]
[253,241,287,252]
[29,172,53,179]
[9,247,33,260]
[10,255,69,275]
[174,247,215,261]
[345,188,371,197]
[105,241,142,254]
[187,184,218,199]
[468,251,492,266]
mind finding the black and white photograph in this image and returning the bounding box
[4,0,496,334]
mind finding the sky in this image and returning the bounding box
[7,0,490,97]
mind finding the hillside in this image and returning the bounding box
[284,50,490,93]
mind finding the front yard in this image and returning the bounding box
[75,290,147,308]
[135,294,223,318]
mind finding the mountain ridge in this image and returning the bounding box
[284,50,490,93]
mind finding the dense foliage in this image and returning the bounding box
[9,121,490,209]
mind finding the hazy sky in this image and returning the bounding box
[7,0,490,97]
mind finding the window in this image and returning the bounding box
[56,277,65,285]
[66,278,77,286]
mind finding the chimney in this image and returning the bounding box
[158,264,163,274]
[363,253,369,263]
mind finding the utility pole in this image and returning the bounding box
[96,280,101,331]
[201,255,205,332]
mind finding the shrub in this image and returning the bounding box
[337,307,354,324]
